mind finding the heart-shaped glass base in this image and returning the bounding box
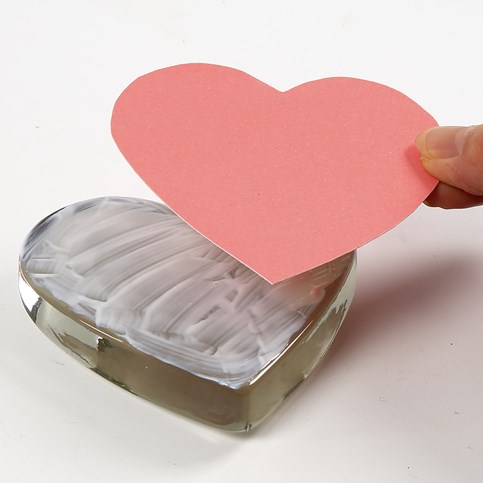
[19,197,356,431]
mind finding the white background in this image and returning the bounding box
[2,1,483,482]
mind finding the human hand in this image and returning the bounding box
[416,125,483,208]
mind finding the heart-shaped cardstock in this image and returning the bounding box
[111,63,437,283]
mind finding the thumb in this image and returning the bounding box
[416,125,483,196]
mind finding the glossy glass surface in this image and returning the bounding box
[19,197,356,431]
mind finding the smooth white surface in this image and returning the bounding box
[2,1,483,482]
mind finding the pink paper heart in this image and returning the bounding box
[111,63,437,283]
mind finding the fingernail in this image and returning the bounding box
[416,126,470,160]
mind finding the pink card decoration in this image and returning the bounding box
[111,63,437,283]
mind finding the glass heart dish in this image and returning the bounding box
[19,197,356,431]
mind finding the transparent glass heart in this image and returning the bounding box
[19,197,356,431]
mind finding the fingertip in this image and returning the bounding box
[424,182,483,209]
[415,129,429,156]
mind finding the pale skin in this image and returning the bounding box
[416,125,483,208]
